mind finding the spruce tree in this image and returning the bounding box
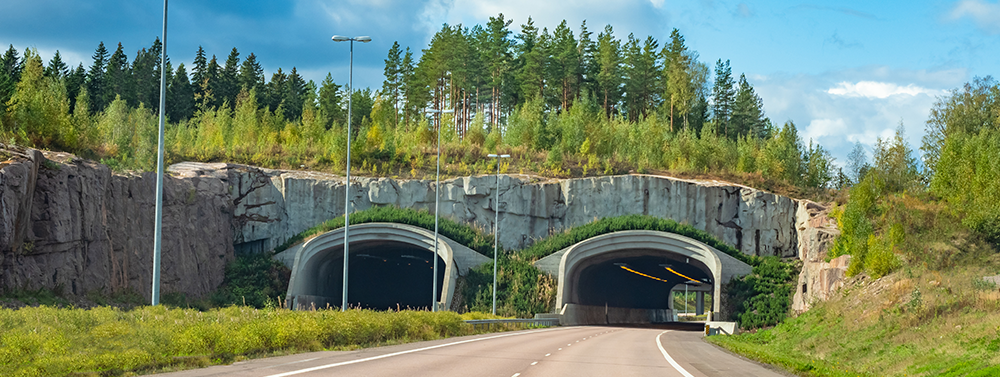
[167,63,194,121]
[283,67,306,120]
[0,45,23,115]
[103,43,131,108]
[238,52,264,98]
[318,73,343,128]
[87,42,109,113]
[44,51,69,78]
[663,28,692,132]
[266,68,287,113]
[731,73,768,139]
[220,47,240,109]
[204,55,220,109]
[65,64,86,114]
[191,46,208,103]
[516,19,547,102]
[550,20,579,112]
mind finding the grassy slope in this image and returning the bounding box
[710,195,1000,376]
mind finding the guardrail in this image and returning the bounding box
[464,318,560,330]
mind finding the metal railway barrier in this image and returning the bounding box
[464,318,560,331]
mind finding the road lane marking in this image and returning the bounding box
[531,361,538,365]
[656,330,695,377]
[512,374,520,377]
[265,327,570,377]
[545,353,551,356]
[558,348,562,350]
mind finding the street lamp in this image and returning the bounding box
[426,107,454,312]
[486,153,510,315]
[151,0,169,306]
[332,34,371,311]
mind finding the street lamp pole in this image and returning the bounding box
[486,153,510,315]
[426,108,454,312]
[151,0,168,306]
[332,35,371,311]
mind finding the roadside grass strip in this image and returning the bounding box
[0,305,508,376]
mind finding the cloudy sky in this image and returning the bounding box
[3,0,999,165]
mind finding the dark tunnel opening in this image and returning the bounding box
[575,253,711,310]
[311,240,446,310]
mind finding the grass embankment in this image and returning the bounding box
[0,305,506,377]
[709,194,1000,376]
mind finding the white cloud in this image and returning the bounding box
[827,81,946,99]
[752,68,964,167]
[949,0,1000,34]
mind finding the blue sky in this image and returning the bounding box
[3,0,999,166]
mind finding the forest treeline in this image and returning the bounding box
[1,14,879,191]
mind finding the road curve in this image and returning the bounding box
[156,326,788,377]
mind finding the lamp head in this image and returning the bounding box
[332,35,351,42]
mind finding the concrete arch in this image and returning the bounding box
[552,230,751,324]
[285,222,489,310]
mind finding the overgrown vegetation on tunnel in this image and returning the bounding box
[274,205,495,256]
[461,214,798,326]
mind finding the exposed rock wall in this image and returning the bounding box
[185,163,800,258]
[1,157,830,301]
[0,155,233,299]
[791,201,846,313]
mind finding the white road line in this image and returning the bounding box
[545,353,551,357]
[656,330,695,377]
[512,373,520,377]
[264,327,569,377]
[531,361,538,365]
[558,348,562,350]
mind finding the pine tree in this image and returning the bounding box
[623,34,660,120]
[516,19,547,102]
[550,20,579,112]
[594,25,622,116]
[86,42,109,113]
[381,41,402,129]
[711,59,735,135]
[662,28,693,132]
[400,47,418,128]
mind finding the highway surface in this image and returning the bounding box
[158,326,788,377]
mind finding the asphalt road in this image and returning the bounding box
[156,326,789,377]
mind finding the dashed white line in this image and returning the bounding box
[263,327,568,377]
[558,348,562,350]
[656,330,695,377]
[531,361,538,366]
[545,353,551,357]
[512,373,520,377]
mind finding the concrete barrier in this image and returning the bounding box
[560,303,673,326]
[705,321,739,336]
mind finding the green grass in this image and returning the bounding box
[710,194,1000,376]
[275,205,495,256]
[0,305,507,376]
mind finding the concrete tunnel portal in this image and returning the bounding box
[284,223,490,311]
[573,253,712,310]
[302,240,446,310]
[539,230,752,325]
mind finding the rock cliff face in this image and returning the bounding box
[0,153,233,299]
[1,156,836,301]
[194,163,801,258]
[791,201,846,313]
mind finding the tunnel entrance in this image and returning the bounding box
[308,240,446,310]
[575,253,711,310]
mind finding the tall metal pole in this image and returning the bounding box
[151,0,168,306]
[432,111,440,312]
[342,39,353,312]
[492,159,499,315]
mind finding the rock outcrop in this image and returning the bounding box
[0,154,233,299]
[2,156,831,301]
[791,201,846,313]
